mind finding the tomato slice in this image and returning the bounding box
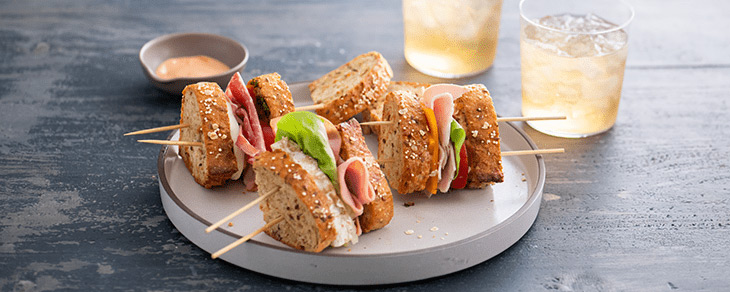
[261,123,275,152]
[247,87,255,100]
[451,143,468,189]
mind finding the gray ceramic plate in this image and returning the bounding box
[139,33,248,95]
[157,82,545,285]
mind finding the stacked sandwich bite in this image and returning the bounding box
[377,84,504,195]
[179,82,245,188]
[253,112,393,252]
[178,72,295,189]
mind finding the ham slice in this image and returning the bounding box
[431,94,454,147]
[337,157,376,216]
[318,117,342,164]
[243,167,257,192]
[226,72,266,162]
[422,84,469,102]
[235,130,260,158]
[269,116,282,134]
[422,84,468,192]
[438,144,456,192]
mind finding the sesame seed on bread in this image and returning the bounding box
[336,119,394,233]
[362,81,430,136]
[309,51,393,124]
[452,84,504,187]
[248,72,295,122]
[179,82,242,189]
[377,91,433,194]
[253,148,337,252]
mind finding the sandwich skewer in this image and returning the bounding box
[501,148,565,156]
[207,113,395,258]
[205,188,277,233]
[211,216,284,259]
[125,115,566,136]
[358,115,567,126]
[136,139,203,147]
[376,147,566,164]
[375,83,568,195]
[292,103,325,111]
[128,72,297,189]
[124,105,322,136]
[135,138,564,157]
[124,123,191,136]
[374,146,565,165]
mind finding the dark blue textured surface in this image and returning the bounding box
[1,0,729,290]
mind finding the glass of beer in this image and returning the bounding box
[403,0,503,79]
[520,0,634,138]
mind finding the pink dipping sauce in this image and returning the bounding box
[155,55,229,79]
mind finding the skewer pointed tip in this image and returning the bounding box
[124,123,189,136]
[137,139,203,147]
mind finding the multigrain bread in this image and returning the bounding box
[179,82,243,188]
[377,91,433,194]
[253,149,336,252]
[452,84,504,187]
[363,81,430,136]
[253,138,358,251]
[309,51,393,124]
[336,119,393,233]
[248,72,295,122]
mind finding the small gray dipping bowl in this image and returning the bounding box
[139,33,248,95]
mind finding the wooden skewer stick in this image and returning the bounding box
[501,148,565,157]
[358,121,393,126]
[360,116,567,126]
[124,123,190,136]
[137,140,203,147]
[125,103,327,136]
[294,104,325,111]
[377,148,564,164]
[496,116,566,122]
[205,189,278,233]
[211,216,285,259]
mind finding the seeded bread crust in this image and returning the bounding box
[377,91,432,194]
[179,82,239,189]
[453,84,504,187]
[336,119,394,233]
[363,81,430,136]
[253,149,337,252]
[309,51,393,124]
[248,72,295,122]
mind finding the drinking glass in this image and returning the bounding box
[520,0,634,138]
[403,0,503,78]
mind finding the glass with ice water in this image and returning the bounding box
[403,0,503,78]
[520,0,634,138]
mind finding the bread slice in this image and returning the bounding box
[336,119,393,233]
[362,81,430,136]
[248,72,295,123]
[309,51,393,124]
[253,138,358,251]
[452,84,504,187]
[377,91,433,194]
[253,150,335,252]
[179,82,242,188]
